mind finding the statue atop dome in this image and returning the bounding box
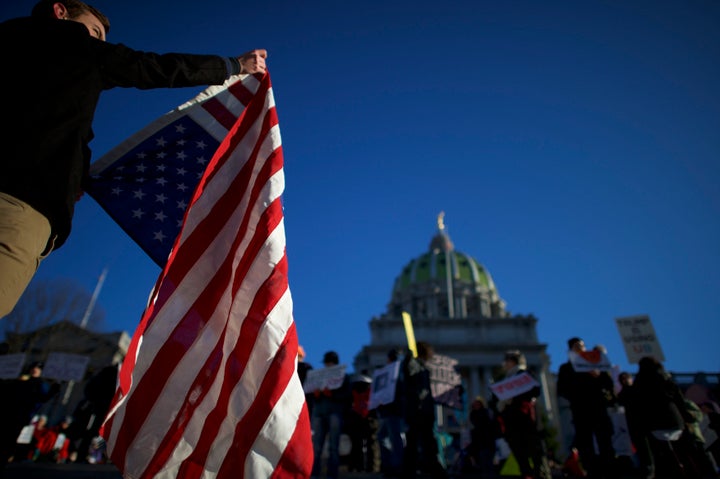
[430,211,454,252]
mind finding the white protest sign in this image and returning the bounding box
[368,361,400,410]
[569,350,613,373]
[16,425,35,444]
[303,364,346,393]
[42,352,90,381]
[427,353,463,407]
[490,371,540,401]
[0,353,26,379]
[615,315,665,363]
[53,433,67,451]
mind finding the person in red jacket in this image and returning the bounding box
[0,0,266,318]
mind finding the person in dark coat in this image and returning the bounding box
[494,350,549,479]
[401,341,448,479]
[556,337,615,478]
[0,0,267,318]
[468,396,498,478]
[630,356,704,479]
[68,364,118,462]
[376,349,405,478]
[310,351,351,479]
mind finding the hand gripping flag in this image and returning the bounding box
[89,73,313,478]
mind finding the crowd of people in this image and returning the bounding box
[300,338,720,479]
[558,337,719,479]
[0,337,719,479]
[0,362,117,467]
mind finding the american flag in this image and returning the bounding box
[90,73,313,478]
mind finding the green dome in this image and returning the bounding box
[393,249,497,295]
[387,213,507,319]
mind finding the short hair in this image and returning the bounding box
[387,349,398,362]
[504,349,526,368]
[322,350,339,365]
[567,337,583,350]
[32,0,110,34]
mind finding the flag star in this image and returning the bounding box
[132,208,145,218]
[112,187,123,195]
[113,176,123,181]
[196,140,207,150]
[155,193,167,203]
[177,199,188,209]
[155,211,167,222]
[156,137,167,147]
[156,177,168,186]
[136,177,146,183]
[153,231,166,242]
[176,219,183,227]
[133,189,146,199]
[196,156,207,165]
[196,171,203,179]
[136,163,147,173]
[156,164,166,172]
[175,124,186,134]
[177,151,187,161]
[137,152,146,159]
[177,183,188,192]
[177,139,186,146]
[176,167,187,176]
[116,165,125,171]
[157,151,167,159]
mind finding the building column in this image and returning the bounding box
[482,366,492,400]
[470,366,481,400]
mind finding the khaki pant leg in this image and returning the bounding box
[0,193,52,318]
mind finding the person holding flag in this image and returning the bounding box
[0,0,266,318]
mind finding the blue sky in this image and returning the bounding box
[2,0,719,375]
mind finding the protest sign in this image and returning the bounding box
[615,315,665,363]
[0,353,26,379]
[42,352,90,381]
[569,349,613,373]
[303,364,347,393]
[368,360,400,410]
[490,372,540,401]
[427,353,463,408]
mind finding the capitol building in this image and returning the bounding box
[354,213,560,430]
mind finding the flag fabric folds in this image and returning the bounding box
[91,73,313,478]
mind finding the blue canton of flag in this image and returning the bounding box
[86,75,258,266]
[88,120,218,265]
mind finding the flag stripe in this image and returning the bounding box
[99,72,312,478]
[202,97,238,131]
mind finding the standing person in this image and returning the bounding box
[70,364,118,463]
[617,372,653,479]
[402,341,448,479]
[376,349,406,478]
[557,337,615,478]
[630,356,701,479]
[311,351,351,479]
[468,396,498,478]
[0,0,267,318]
[347,372,379,473]
[494,350,550,479]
